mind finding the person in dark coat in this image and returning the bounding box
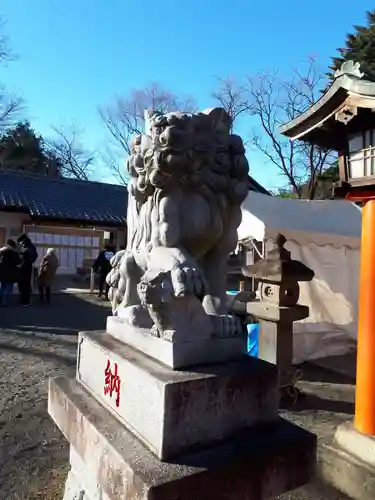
[17,233,38,307]
[92,243,115,299]
[0,239,21,306]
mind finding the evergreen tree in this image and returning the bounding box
[275,163,339,200]
[0,121,61,176]
[328,10,375,82]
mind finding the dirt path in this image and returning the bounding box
[0,293,352,499]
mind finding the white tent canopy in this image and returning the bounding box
[238,192,362,363]
[238,191,361,249]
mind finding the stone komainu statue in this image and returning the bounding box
[106,108,249,340]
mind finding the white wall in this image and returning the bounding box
[0,211,126,275]
[0,212,31,243]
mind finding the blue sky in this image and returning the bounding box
[1,0,375,189]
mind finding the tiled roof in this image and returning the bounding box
[0,170,127,225]
[0,170,269,225]
[248,176,271,196]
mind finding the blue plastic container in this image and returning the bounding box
[247,323,259,358]
[226,290,259,358]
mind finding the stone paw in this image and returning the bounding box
[171,264,208,299]
[210,314,244,338]
[160,329,176,341]
[150,324,161,338]
[117,305,153,329]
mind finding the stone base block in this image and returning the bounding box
[49,376,317,500]
[335,422,375,467]
[76,330,278,460]
[63,447,110,500]
[318,423,375,500]
[106,315,247,369]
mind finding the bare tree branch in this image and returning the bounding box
[100,145,128,185]
[0,88,23,133]
[0,18,23,132]
[213,57,337,199]
[212,77,248,131]
[0,17,16,64]
[46,122,95,180]
[99,83,197,185]
[246,57,336,198]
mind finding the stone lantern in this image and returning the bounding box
[279,60,375,499]
[243,233,314,396]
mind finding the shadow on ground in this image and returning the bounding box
[281,392,355,416]
[0,293,110,333]
[302,356,356,384]
[278,360,356,415]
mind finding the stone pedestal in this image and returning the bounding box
[49,376,316,500]
[106,315,247,369]
[77,330,278,460]
[49,322,317,500]
[319,422,375,500]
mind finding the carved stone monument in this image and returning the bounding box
[105,107,249,368]
[48,108,316,500]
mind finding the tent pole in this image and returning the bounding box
[354,199,375,435]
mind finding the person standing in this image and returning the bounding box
[0,239,21,306]
[37,248,59,304]
[92,243,115,299]
[17,233,38,307]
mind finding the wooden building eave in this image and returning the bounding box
[278,73,375,150]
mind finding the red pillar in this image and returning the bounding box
[355,199,375,435]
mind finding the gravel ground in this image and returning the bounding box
[0,293,352,500]
[0,293,111,500]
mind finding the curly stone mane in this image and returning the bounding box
[126,108,249,252]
